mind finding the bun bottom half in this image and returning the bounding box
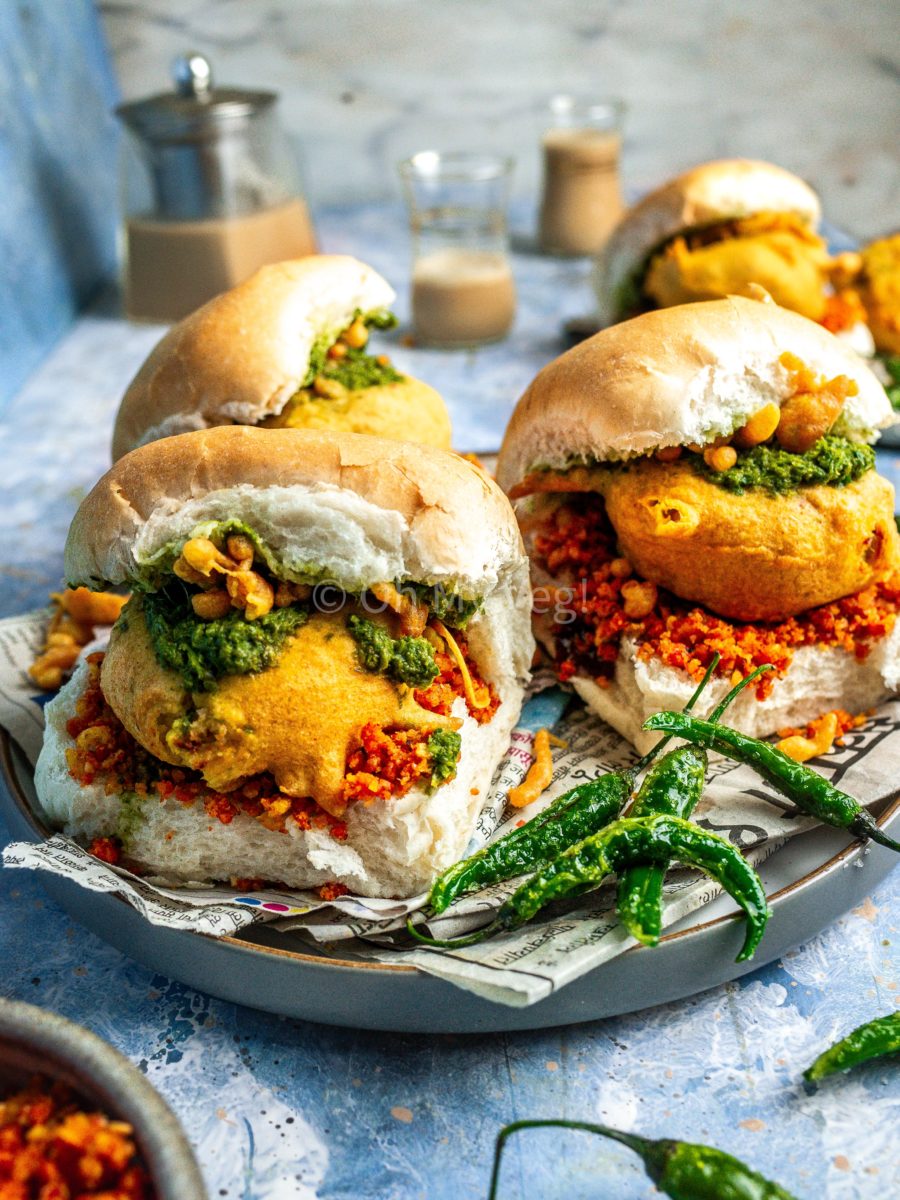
[566,626,900,756]
[35,662,522,899]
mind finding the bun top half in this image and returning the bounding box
[68,427,527,606]
[111,256,396,460]
[496,297,895,494]
[594,159,822,324]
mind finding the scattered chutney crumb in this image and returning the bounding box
[390,1106,413,1123]
[545,1061,558,1071]
[852,897,879,922]
[833,1155,851,1171]
[739,1118,766,1132]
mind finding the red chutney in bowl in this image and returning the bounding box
[0,1076,156,1199]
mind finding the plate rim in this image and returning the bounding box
[4,726,899,978]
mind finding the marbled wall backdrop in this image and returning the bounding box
[99,0,899,238]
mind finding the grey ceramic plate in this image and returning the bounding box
[0,996,206,1198]
[2,729,898,1033]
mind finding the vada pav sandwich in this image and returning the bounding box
[497,296,900,753]
[36,427,532,897]
[112,256,452,460]
[594,159,873,353]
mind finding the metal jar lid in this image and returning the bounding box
[116,53,277,144]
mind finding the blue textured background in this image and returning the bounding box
[0,0,119,409]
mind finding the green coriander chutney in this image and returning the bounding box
[139,588,309,693]
[693,434,874,495]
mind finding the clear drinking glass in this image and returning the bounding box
[538,95,626,257]
[398,151,516,348]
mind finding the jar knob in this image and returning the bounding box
[172,52,213,100]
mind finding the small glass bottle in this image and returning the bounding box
[116,53,317,323]
[399,152,516,348]
[538,95,625,257]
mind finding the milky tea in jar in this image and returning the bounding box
[400,152,516,348]
[539,96,625,257]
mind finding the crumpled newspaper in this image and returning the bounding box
[1,609,897,1007]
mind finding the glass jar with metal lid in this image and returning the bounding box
[117,53,317,323]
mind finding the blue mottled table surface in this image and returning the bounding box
[0,203,898,1199]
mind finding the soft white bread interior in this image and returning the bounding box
[35,662,520,898]
[496,297,894,493]
[566,627,900,757]
[594,159,822,324]
[111,256,397,459]
[68,428,530,642]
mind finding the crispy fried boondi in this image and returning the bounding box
[597,459,899,621]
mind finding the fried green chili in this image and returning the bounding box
[616,745,708,946]
[410,813,769,960]
[488,1119,798,1200]
[642,709,900,852]
[427,773,630,914]
[804,1011,900,1081]
[614,665,772,946]
[425,657,721,915]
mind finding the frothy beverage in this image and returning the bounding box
[411,249,516,347]
[539,128,623,256]
[125,198,317,323]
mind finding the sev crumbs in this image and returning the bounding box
[0,1078,155,1198]
[536,497,900,698]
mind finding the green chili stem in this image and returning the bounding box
[709,662,775,722]
[488,1119,799,1200]
[487,1119,649,1200]
[643,711,900,852]
[804,1011,900,1081]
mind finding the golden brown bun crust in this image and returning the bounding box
[262,377,452,449]
[496,297,894,493]
[594,159,822,323]
[601,461,899,621]
[67,426,522,591]
[110,255,449,458]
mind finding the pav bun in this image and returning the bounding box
[594,159,822,325]
[112,256,452,459]
[39,428,533,898]
[497,297,894,494]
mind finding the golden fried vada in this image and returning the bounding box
[598,458,897,621]
[262,376,450,446]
